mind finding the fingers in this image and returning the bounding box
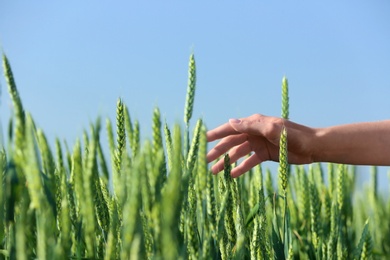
[231,153,261,178]
[207,115,278,142]
[207,115,283,144]
[210,140,252,173]
[211,152,263,178]
[207,134,248,162]
[207,122,240,142]
[229,115,283,146]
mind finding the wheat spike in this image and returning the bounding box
[281,76,289,120]
[278,127,288,197]
[3,54,25,156]
[114,98,126,175]
[184,53,196,126]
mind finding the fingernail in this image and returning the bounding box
[229,118,241,124]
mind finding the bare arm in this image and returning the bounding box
[313,120,390,166]
[207,114,390,178]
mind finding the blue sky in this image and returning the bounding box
[1,1,390,189]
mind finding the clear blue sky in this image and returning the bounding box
[1,1,390,189]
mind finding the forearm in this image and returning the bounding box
[312,120,390,165]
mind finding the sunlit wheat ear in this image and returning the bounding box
[265,168,274,202]
[249,163,270,259]
[141,147,157,258]
[54,139,64,170]
[2,54,24,119]
[337,164,346,212]
[132,120,140,157]
[82,121,101,258]
[248,165,260,209]
[54,138,64,223]
[94,144,111,243]
[114,98,125,175]
[205,151,217,240]
[37,129,55,177]
[222,154,236,252]
[24,113,43,210]
[278,127,288,197]
[251,214,261,259]
[354,220,373,260]
[327,163,335,198]
[105,118,115,162]
[185,180,198,259]
[123,105,134,152]
[151,107,167,188]
[140,210,153,259]
[186,118,202,174]
[297,166,309,222]
[231,175,245,258]
[120,153,142,260]
[160,124,183,260]
[216,186,229,260]
[183,131,198,258]
[55,140,72,254]
[196,124,213,258]
[259,191,271,259]
[104,202,120,260]
[216,171,229,259]
[164,122,173,171]
[322,187,332,236]
[336,223,347,259]
[309,168,321,250]
[281,76,289,120]
[36,129,58,212]
[152,107,163,155]
[196,124,207,195]
[3,54,25,153]
[326,201,338,258]
[184,53,196,126]
[71,139,83,220]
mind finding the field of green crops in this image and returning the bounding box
[0,53,389,259]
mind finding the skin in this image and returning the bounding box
[207,114,390,178]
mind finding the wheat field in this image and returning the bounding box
[0,53,389,259]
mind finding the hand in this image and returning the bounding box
[206,114,316,177]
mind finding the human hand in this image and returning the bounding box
[206,114,315,177]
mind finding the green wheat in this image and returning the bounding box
[0,53,388,259]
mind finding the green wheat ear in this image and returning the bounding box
[184,53,196,126]
[2,54,25,151]
[2,54,24,116]
[152,107,163,156]
[115,98,126,175]
[355,220,373,259]
[337,164,346,212]
[309,167,321,250]
[164,122,173,171]
[281,76,289,120]
[278,127,288,197]
[186,118,202,174]
[222,154,236,253]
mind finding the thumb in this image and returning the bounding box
[229,117,282,145]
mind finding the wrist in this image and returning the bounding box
[311,127,328,163]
